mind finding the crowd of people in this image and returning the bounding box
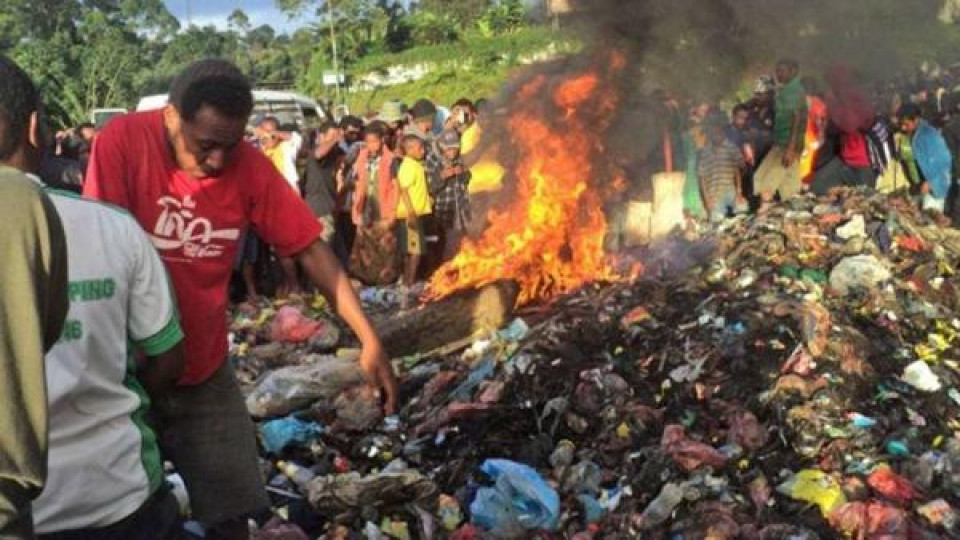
[661,58,960,227]
[228,95,485,308]
[8,46,960,540]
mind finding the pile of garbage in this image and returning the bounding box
[232,189,960,539]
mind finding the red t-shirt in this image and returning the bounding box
[841,132,872,169]
[83,110,322,385]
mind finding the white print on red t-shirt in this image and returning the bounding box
[149,195,240,259]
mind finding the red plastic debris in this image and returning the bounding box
[828,501,908,538]
[895,235,925,252]
[270,306,322,343]
[866,465,921,504]
[661,424,727,472]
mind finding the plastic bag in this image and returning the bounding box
[866,465,920,503]
[470,459,560,538]
[828,501,907,538]
[246,356,366,418]
[334,385,383,431]
[776,469,846,517]
[902,360,942,392]
[259,416,325,454]
[306,469,438,516]
[917,499,957,528]
[829,255,892,296]
[270,306,322,343]
[635,482,685,529]
[255,518,310,540]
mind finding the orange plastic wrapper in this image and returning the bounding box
[895,235,925,252]
[661,424,727,472]
[866,465,921,504]
[828,501,908,539]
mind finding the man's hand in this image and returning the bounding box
[921,181,931,195]
[358,338,398,415]
[296,241,401,415]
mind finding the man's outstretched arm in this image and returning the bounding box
[296,240,398,414]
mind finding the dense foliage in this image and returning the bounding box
[0,0,541,127]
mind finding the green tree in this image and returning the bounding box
[3,0,180,126]
[228,8,252,33]
[477,0,528,36]
[416,0,490,28]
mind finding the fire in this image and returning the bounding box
[427,60,623,306]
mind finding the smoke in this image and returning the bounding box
[469,0,957,233]
[571,0,953,98]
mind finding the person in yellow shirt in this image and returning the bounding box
[256,116,302,298]
[396,135,432,301]
[462,101,505,195]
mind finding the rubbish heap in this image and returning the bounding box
[232,189,960,539]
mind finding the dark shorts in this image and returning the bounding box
[152,362,269,529]
[396,217,427,256]
[233,232,260,269]
[38,488,184,540]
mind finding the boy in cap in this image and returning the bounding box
[429,128,471,260]
[396,134,433,307]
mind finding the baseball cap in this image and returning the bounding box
[438,129,461,149]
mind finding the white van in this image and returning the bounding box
[90,108,127,129]
[135,90,326,131]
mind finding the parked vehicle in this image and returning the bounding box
[90,108,127,129]
[136,90,327,131]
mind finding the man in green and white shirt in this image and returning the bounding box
[32,187,186,540]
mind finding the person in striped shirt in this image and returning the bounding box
[698,115,747,223]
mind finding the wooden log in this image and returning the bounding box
[375,280,520,358]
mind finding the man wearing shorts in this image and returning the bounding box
[396,135,432,307]
[754,59,808,209]
[83,59,398,540]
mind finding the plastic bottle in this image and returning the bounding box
[278,460,316,490]
[549,440,576,474]
[165,473,190,516]
[637,482,685,529]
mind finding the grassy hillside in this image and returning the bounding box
[345,25,579,114]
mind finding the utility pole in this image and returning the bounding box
[185,0,192,26]
[327,0,342,103]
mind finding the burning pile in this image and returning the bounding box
[427,54,627,306]
[236,189,960,539]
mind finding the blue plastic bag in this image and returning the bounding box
[470,459,560,537]
[260,416,325,454]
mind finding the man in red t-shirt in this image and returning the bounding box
[83,59,398,540]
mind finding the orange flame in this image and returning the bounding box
[427,61,623,306]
